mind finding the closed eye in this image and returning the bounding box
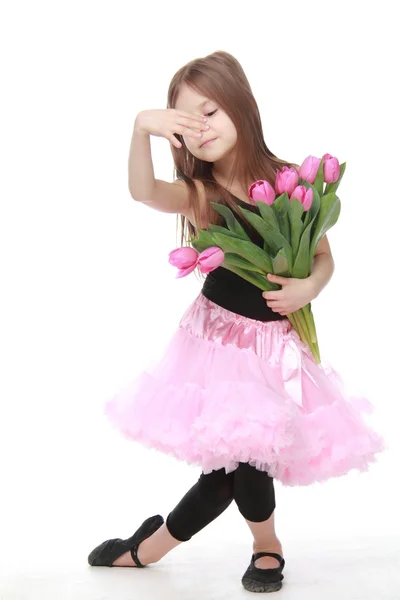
[206,109,217,117]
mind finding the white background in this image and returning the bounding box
[1,0,399,598]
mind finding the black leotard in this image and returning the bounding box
[201,197,286,322]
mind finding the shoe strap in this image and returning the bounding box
[130,545,145,568]
[253,551,284,565]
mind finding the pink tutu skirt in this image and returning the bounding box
[105,293,385,486]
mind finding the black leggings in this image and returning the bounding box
[166,462,275,542]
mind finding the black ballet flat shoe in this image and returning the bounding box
[88,514,164,568]
[241,552,285,593]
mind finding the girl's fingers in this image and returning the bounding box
[267,303,285,312]
[178,117,209,132]
[186,130,204,138]
[175,125,203,138]
[177,111,206,124]
[169,136,182,148]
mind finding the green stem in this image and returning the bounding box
[311,342,321,364]
[302,304,316,343]
[308,309,321,357]
[220,264,322,362]
[306,339,321,363]
[290,311,309,346]
[300,305,321,361]
[290,310,321,364]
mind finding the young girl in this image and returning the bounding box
[88,51,384,594]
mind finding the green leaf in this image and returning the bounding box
[212,232,273,273]
[271,193,291,240]
[292,221,313,278]
[223,253,266,274]
[197,229,216,244]
[255,201,280,230]
[288,198,304,257]
[308,186,321,223]
[210,202,251,240]
[324,162,346,196]
[191,240,209,253]
[309,193,341,271]
[237,208,293,270]
[290,185,323,275]
[300,183,321,230]
[222,263,279,291]
[209,224,246,239]
[272,248,291,277]
[273,192,290,219]
[313,156,325,197]
[190,229,216,253]
[280,213,290,244]
[302,208,310,229]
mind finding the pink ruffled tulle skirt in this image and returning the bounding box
[105,293,385,486]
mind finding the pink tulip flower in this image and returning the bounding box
[275,167,299,196]
[322,153,340,183]
[169,246,225,278]
[168,247,199,278]
[248,180,276,205]
[198,247,225,274]
[290,185,314,211]
[299,156,321,184]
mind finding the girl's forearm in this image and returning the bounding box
[309,253,335,299]
[128,115,156,202]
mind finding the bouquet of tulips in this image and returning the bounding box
[169,154,345,364]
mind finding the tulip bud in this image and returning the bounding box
[198,246,225,274]
[299,156,321,185]
[248,180,276,205]
[290,185,313,211]
[322,153,340,183]
[275,167,299,196]
[168,247,199,278]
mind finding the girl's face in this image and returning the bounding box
[174,84,237,163]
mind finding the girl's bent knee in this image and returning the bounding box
[233,462,276,522]
[165,513,192,542]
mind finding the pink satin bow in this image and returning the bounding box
[280,333,317,408]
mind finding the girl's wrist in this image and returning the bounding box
[134,113,149,135]
[307,277,319,300]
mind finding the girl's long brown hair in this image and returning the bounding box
[167,50,298,250]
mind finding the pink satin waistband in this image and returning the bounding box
[179,293,294,362]
[179,293,318,408]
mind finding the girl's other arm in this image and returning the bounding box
[309,235,335,299]
[128,110,206,218]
